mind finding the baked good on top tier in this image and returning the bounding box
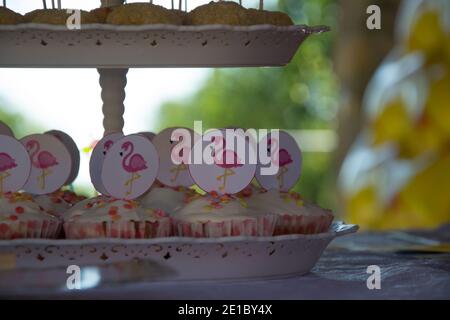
[90,6,117,23]
[173,192,277,237]
[249,190,333,235]
[33,189,86,218]
[247,8,294,26]
[185,1,249,26]
[63,196,171,239]
[24,9,100,25]
[0,192,61,239]
[0,7,24,25]
[106,3,183,25]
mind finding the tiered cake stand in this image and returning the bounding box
[0,1,357,283]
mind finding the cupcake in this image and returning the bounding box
[24,9,100,25]
[90,6,116,23]
[64,197,171,239]
[138,182,197,215]
[0,192,61,239]
[33,189,86,218]
[171,9,187,24]
[0,7,24,25]
[250,190,333,235]
[247,9,294,26]
[185,1,249,26]
[106,3,182,25]
[173,192,277,237]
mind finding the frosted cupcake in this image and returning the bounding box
[250,190,333,235]
[173,192,277,237]
[138,182,197,215]
[106,3,182,25]
[247,9,294,26]
[0,192,61,239]
[33,189,86,218]
[0,7,24,24]
[64,197,171,239]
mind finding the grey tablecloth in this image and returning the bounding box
[16,225,446,300]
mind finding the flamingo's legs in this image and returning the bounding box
[38,168,51,190]
[277,166,288,189]
[217,168,235,191]
[0,171,11,193]
[125,172,142,195]
[170,163,188,182]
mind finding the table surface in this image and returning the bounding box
[3,225,450,300]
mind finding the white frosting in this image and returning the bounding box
[64,196,168,223]
[250,189,332,217]
[138,185,187,214]
[174,194,259,223]
[33,194,72,216]
[0,193,60,223]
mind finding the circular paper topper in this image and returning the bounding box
[139,132,156,141]
[46,130,80,185]
[255,130,302,192]
[0,121,14,137]
[101,134,159,199]
[89,132,124,195]
[20,134,72,195]
[189,129,256,195]
[153,127,199,187]
[0,135,31,193]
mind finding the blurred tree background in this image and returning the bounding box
[156,0,340,210]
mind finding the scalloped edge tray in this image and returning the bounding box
[0,221,358,281]
[0,24,330,68]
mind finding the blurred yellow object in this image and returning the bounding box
[372,98,413,146]
[407,10,446,63]
[398,152,450,227]
[425,70,450,137]
[347,185,382,229]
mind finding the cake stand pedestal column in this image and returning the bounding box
[98,68,128,136]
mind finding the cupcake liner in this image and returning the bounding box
[0,219,61,240]
[175,214,277,238]
[64,217,172,239]
[273,213,333,235]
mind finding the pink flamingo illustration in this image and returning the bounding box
[121,141,148,195]
[26,140,58,190]
[103,140,114,155]
[0,152,17,193]
[212,136,243,192]
[268,138,292,188]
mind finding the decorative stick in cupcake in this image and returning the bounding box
[121,141,148,196]
[267,138,293,189]
[0,152,16,193]
[212,136,243,192]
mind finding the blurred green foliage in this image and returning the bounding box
[0,100,42,138]
[156,0,339,209]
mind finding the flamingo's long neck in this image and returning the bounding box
[122,143,134,170]
[214,136,225,163]
[28,141,40,167]
[268,138,279,164]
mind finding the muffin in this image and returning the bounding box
[90,6,116,23]
[0,7,24,25]
[250,190,333,235]
[171,9,187,24]
[64,197,171,239]
[0,192,61,240]
[106,3,182,25]
[173,192,277,238]
[185,1,249,26]
[138,182,197,215]
[24,9,100,25]
[247,9,294,26]
[33,189,86,218]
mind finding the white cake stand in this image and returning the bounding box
[0,1,352,280]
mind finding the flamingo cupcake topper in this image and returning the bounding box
[0,134,31,194]
[189,129,257,195]
[255,130,302,192]
[152,127,199,187]
[42,0,62,9]
[0,121,14,137]
[101,134,159,199]
[20,134,72,195]
[89,132,124,195]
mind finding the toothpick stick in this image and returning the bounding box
[42,0,47,9]
[51,0,55,9]
[58,0,61,9]
[171,0,174,10]
[2,0,6,8]
[239,0,242,5]
[259,0,263,10]
[179,0,181,10]
[185,0,187,12]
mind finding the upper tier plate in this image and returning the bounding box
[0,24,329,68]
